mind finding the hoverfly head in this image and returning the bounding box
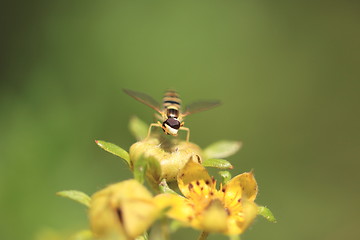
[162,117,181,136]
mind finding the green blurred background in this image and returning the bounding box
[1,1,359,239]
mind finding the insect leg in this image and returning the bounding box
[179,126,190,142]
[147,122,162,139]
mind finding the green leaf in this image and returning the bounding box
[202,158,233,169]
[159,179,177,195]
[133,154,162,188]
[134,155,148,184]
[56,190,91,208]
[129,116,149,141]
[147,156,162,182]
[95,140,130,166]
[204,140,242,159]
[258,206,277,223]
[146,156,162,190]
[218,171,232,184]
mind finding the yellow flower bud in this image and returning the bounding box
[129,137,203,181]
[89,180,159,240]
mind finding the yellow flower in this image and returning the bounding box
[155,160,259,236]
[89,180,160,240]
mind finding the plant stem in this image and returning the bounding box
[161,218,170,240]
[197,231,209,240]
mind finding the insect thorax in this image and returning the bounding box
[166,108,179,118]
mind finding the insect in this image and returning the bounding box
[123,89,220,141]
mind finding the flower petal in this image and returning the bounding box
[240,200,258,231]
[226,199,258,235]
[89,180,158,239]
[122,199,158,238]
[224,171,258,202]
[177,159,214,198]
[200,199,228,233]
[154,194,194,225]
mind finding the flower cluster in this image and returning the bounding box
[56,116,275,240]
[156,160,259,235]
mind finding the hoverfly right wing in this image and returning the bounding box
[182,100,221,117]
[123,89,162,114]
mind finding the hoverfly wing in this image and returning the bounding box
[123,89,162,114]
[182,100,221,117]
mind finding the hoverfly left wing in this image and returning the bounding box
[182,100,221,117]
[123,89,162,114]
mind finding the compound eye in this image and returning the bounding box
[164,118,180,129]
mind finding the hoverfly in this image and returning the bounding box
[124,89,220,141]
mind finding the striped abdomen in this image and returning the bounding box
[163,90,181,118]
